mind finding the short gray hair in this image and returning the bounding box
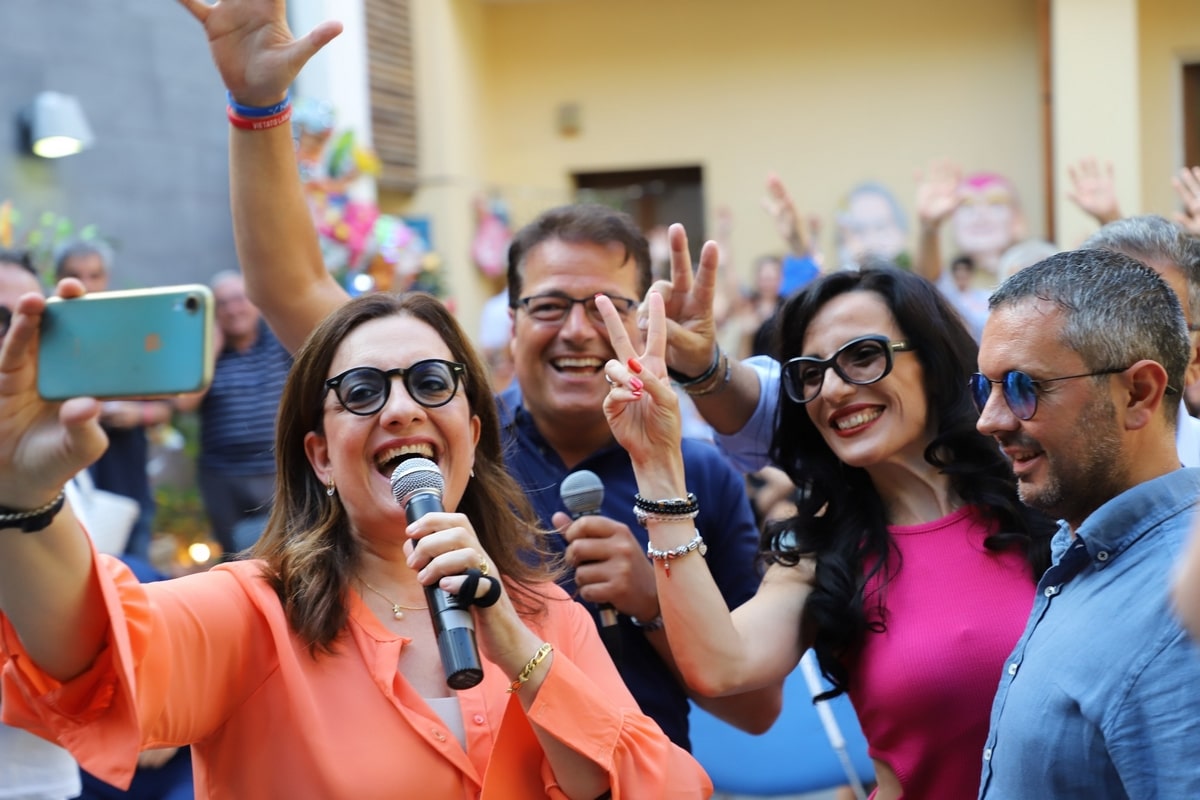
[1082,215,1200,323]
[989,248,1189,426]
[209,269,243,290]
[53,239,113,279]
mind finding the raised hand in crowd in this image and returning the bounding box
[1066,156,1122,226]
[761,172,813,257]
[912,157,963,282]
[638,224,764,437]
[183,0,349,353]
[1172,166,1200,236]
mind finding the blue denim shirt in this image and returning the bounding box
[496,384,762,751]
[979,467,1200,799]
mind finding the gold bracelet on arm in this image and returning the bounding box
[507,642,554,694]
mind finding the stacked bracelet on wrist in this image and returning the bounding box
[645,529,708,577]
[634,493,704,576]
[634,492,700,517]
[633,505,700,527]
[226,90,293,132]
[667,346,731,397]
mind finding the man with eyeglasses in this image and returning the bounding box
[972,249,1200,798]
[496,204,778,749]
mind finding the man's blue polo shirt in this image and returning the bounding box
[497,384,762,750]
[979,467,1200,798]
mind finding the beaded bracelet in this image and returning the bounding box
[633,492,699,514]
[646,530,707,577]
[633,506,700,528]
[226,90,291,118]
[227,104,293,132]
[507,642,554,693]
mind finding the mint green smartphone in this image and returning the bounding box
[37,285,214,401]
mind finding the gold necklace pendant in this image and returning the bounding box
[361,580,427,621]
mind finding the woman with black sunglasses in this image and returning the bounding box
[599,246,1055,800]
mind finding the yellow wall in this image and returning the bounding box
[400,0,1045,338]
[479,0,1043,276]
[385,0,491,328]
[396,0,1200,341]
[1052,0,1139,250]
[1139,0,1200,218]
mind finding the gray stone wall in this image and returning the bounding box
[0,0,235,289]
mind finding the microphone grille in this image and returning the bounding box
[560,469,604,516]
[390,457,444,507]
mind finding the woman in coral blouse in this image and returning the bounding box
[0,284,710,798]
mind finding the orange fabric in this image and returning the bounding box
[0,556,712,799]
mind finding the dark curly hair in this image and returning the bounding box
[763,264,1054,698]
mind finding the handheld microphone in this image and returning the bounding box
[560,470,621,660]
[391,457,484,690]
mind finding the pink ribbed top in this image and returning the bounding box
[846,507,1034,799]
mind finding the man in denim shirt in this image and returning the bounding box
[973,249,1200,798]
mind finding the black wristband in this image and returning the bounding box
[0,490,67,533]
[667,346,720,386]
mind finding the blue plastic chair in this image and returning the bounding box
[688,651,875,797]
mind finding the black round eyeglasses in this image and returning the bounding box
[781,335,915,405]
[325,359,466,415]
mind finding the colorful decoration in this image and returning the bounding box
[0,201,12,248]
[293,97,443,299]
[0,201,105,283]
[471,195,512,279]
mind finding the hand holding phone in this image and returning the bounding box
[37,285,214,401]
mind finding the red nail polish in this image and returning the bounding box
[630,376,644,391]
[627,357,643,374]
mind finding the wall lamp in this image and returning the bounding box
[20,91,94,159]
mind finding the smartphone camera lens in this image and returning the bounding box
[184,294,201,313]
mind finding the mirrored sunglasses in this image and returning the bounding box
[968,367,1130,421]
